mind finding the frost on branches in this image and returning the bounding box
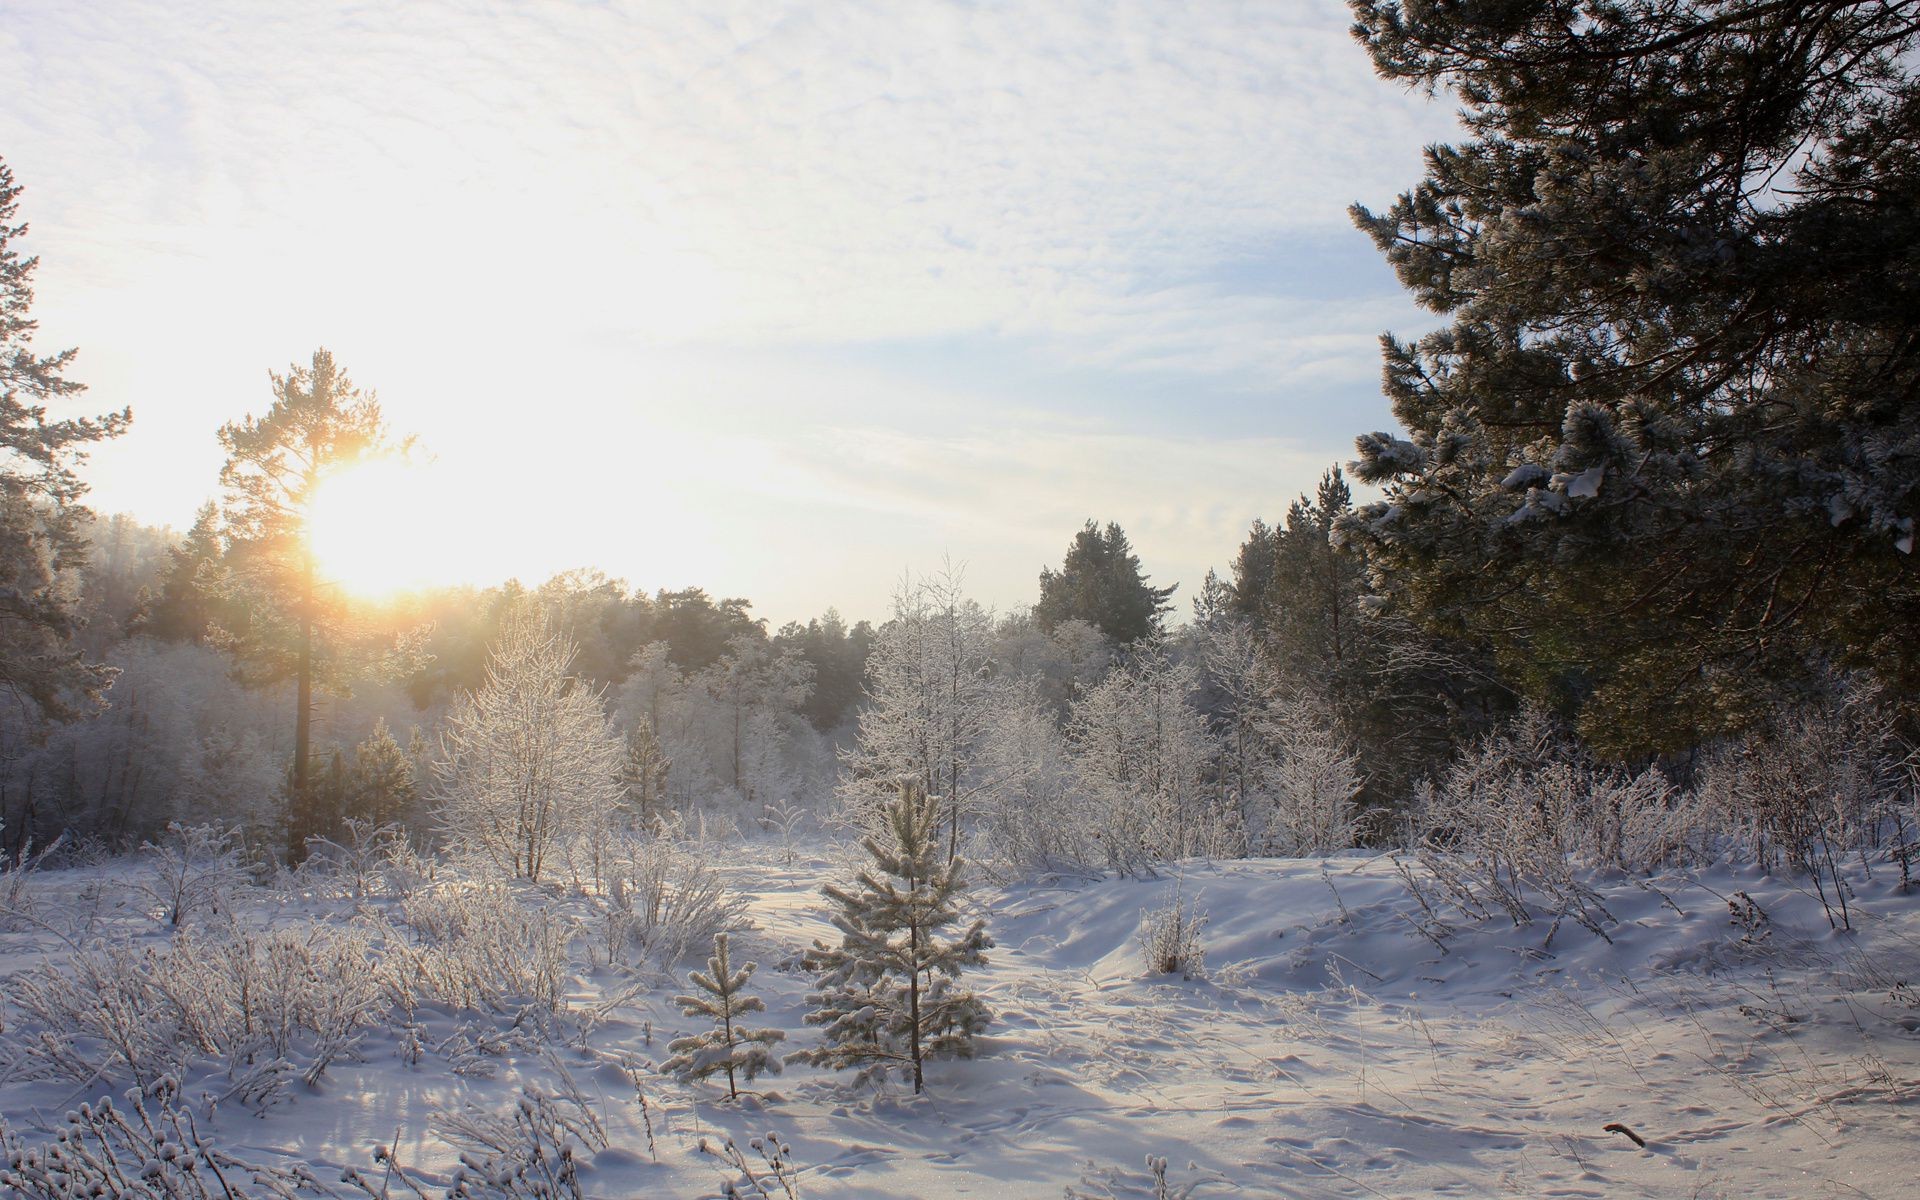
[663,933,783,1101]
[791,780,991,1093]
[432,603,623,883]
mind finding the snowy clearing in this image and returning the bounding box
[3,848,1918,1198]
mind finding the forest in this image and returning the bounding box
[1,2,1917,1197]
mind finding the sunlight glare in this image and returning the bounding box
[306,459,449,597]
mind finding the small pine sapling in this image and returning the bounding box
[663,933,784,1100]
[789,780,991,1093]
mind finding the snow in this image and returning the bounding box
[4,849,1918,1197]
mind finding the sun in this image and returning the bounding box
[306,458,447,597]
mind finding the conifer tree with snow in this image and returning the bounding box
[662,933,784,1101]
[791,780,992,1093]
[1341,1,1920,752]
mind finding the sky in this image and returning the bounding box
[1,0,1458,627]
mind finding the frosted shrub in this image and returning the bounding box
[1697,692,1905,929]
[1138,887,1206,979]
[1408,709,1678,938]
[601,834,747,967]
[698,1129,801,1200]
[137,822,248,928]
[2,924,383,1092]
[0,825,61,930]
[392,886,578,1014]
[0,1079,330,1199]
[1251,690,1359,856]
[300,819,416,900]
[439,1087,605,1200]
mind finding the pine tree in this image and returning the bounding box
[791,780,991,1093]
[141,501,223,643]
[348,718,417,829]
[209,348,405,859]
[1343,2,1920,752]
[1034,521,1175,645]
[662,933,784,1101]
[619,720,671,828]
[0,155,131,721]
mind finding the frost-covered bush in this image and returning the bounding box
[1138,888,1206,979]
[0,825,61,930]
[1407,709,1681,937]
[0,1079,330,1199]
[392,886,578,1014]
[136,822,249,928]
[1250,690,1359,856]
[1697,690,1907,928]
[438,1087,604,1200]
[2,923,383,1093]
[300,819,420,901]
[599,833,747,967]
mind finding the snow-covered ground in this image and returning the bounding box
[3,848,1918,1198]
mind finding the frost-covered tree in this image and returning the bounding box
[1069,646,1229,868]
[1342,1,1920,752]
[1251,688,1360,856]
[838,566,998,862]
[662,933,783,1101]
[973,689,1093,874]
[697,634,813,809]
[792,781,992,1093]
[0,156,131,723]
[619,720,671,828]
[433,603,623,882]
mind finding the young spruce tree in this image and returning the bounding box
[662,933,783,1101]
[791,780,991,1093]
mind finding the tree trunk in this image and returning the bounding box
[290,545,315,865]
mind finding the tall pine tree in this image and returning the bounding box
[209,349,402,858]
[0,156,130,722]
[1034,521,1175,645]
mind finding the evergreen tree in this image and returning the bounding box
[1343,1,1920,753]
[209,348,405,858]
[0,156,131,722]
[1215,467,1511,812]
[662,933,784,1100]
[1035,521,1175,644]
[141,502,223,644]
[348,718,417,829]
[791,780,992,1093]
[619,720,672,827]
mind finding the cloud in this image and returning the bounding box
[1,0,1451,621]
